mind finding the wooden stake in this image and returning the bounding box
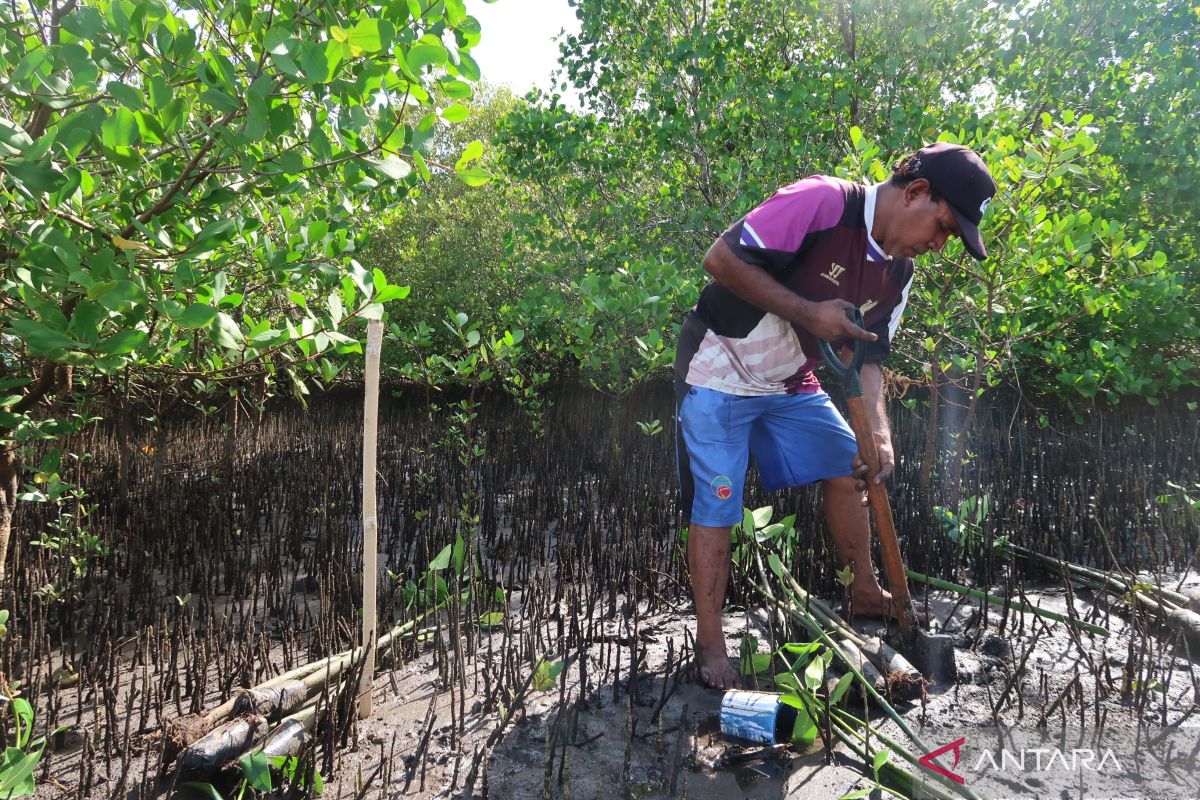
[358,319,383,719]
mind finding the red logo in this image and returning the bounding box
[920,737,966,784]
[711,476,733,500]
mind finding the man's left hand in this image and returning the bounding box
[852,434,895,501]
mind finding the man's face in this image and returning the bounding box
[892,181,962,260]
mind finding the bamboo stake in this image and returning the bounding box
[358,319,383,719]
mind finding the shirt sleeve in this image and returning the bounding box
[720,177,845,274]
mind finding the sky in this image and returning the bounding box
[464,0,581,101]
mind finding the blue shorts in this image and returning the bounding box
[674,381,859,527]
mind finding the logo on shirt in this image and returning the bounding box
[821,262,847,285]
[711,476,733,500]
[859,299,878,315]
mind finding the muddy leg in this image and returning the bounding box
[687,522,740,689]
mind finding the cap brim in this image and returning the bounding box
[950,206,987,260]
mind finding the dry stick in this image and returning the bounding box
[359,319,383,719]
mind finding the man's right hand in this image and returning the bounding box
[803,299,878,342]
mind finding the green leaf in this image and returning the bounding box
[741,651,773,676]
[407,41,447,70]
[2,159,66,195]
[839,789,874,800]
[0,117,33,157]
[211,312,242,349]
[477,611,503,629]
[182,782,226,800]
[774,672,801,692]
[173,304,217,329]
[95,329,147,356]
[89,280,140,311]
[751,506,773,529]
[376,285,410,303]
[105,81,144,111]
[830,671,855,703]
[10,698,32,734]
[768,553,785,577]
[454,165,491,186]
[238,750,273,793]
[363,156,412,181]
[455,139,484,169]
[438,77,473,99]
[456,51,481,81]
[428,543,451,571]
[61,6,107,38]
[803,656,826,691]
[777,642,816,662]
[0,746,40,798]
[441,103,469,123]
[790,704,818,746]
[451,533,465,574]
[532,658,564,692]
[200,88,242,114]
[100,108,140,148]
[347,18,384,53]
[8,318,80,354]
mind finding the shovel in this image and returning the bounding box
[818,309,957,681]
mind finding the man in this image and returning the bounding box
[674,143,996,689]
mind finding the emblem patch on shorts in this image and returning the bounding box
[711,475,733,500]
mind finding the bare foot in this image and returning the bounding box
[849,587,933,625]
[693,643,741,690]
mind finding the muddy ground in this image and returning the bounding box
[42,570,1199,800]
[23,386,1200,800]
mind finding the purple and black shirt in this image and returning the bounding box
[675,175,915,396]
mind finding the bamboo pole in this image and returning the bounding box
[905,570,1110,636]
[358,319,383,719]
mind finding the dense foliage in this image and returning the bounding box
[0,0,493,574]
[2,0,1198,574]
[488,0,1198,402]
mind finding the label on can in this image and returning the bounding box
[719,690,781,744]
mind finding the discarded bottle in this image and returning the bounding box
[719,690,798,745]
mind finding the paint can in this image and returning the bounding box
[718,690,798,744]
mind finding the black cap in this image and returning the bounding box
[911,142,996,260]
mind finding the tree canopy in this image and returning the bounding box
[489,0,1198,400]
[0,0,493,575]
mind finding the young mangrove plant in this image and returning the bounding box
[731,507,986,800]
[1,649,67,799]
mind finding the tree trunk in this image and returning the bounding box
[0,442,19,583]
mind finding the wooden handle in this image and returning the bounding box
[844,396,916,637]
